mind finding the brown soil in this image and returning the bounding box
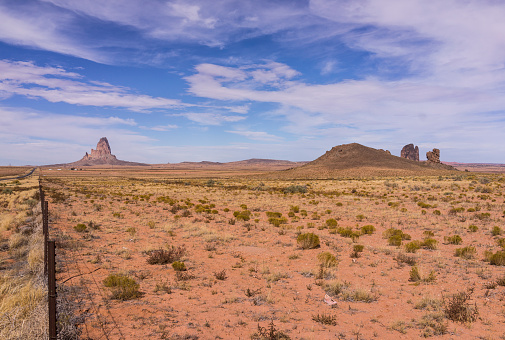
[42,168,505,339]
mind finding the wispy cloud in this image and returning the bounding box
[0,60,183,111]
[173,112,246,125]
[226,130,283,142]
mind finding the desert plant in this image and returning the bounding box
[445,235,462,245]
[405,241,421,253]
[497,238,505,248]
[268,217,288,227]
[361,225,376,235]
[409,266,436,283]
[251,320,291,340]
[234,210,251,221]
[325,218,338,227]
[172,261,187,271]
[312,313,337,326]
[455,246,476,259]
[103,274,141,300]
[73,223,87,232]
[443,288,478,323]
[468,225,478,232]
[396,253,417,266]
[486,250,505,266]
[492,226,502,236]
[146,246,186,265]
[350,244,364,258]
[317,252,338,268]
[297,233,320,249]
[421,238,438,250]
[214,269,227,280]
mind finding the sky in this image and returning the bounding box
[0,0,504,165]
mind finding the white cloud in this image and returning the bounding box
[226,130,283,142]
[174,112,246,125]
[0,60,183,111]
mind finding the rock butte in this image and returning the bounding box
[401,143,419,161]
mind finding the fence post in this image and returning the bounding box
[48,240,57,340]
[43,201,49,276]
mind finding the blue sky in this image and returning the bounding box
[1,0,504,165]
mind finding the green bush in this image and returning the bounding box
[172,261,186,271]
[455,246,476,259]
[283,185,307,194]
[351,244,364,258]
[468,225,478,232]
[445,235,463,245]
[492,226,502,236]
[103,274,141,300]
[73,223,87,232]
[405,241,421,253]
[325,218,338,227]
[317,252,338,268]
[233,210,251,221]
[421,238,438,250]
[268,217,288,227]
[297,233,320,250]
[488,251,505,266]
[266,211,282,218]
[497,238,505,248]
[361,225,376,235]
[388,234,402,247]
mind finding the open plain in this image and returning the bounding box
[35,167,505,339]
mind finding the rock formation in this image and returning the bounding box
[401,144,419,161]
[81,137,117,162]
[426,148,440,163]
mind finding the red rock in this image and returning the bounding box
[401,144,419,161]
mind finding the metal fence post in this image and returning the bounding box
[48,240,57,340]
[43,201,49,276]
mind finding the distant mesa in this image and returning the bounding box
[266,143,456,178]
[426,148,441,163]
[401,144,419,161]
[67,137,147,166]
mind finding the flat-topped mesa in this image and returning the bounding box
[401,144,419,161]
[82,137,117,161]
[426,148,440,163]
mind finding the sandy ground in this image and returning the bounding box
[42,171,505,339]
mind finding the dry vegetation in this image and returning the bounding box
[0,166,33,179]
[0,176,47,339]
[37,171,505,339]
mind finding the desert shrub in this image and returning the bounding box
[297,233,320,249]
[445,235,462,245]
[251,321,291,340]
[492,226,502,236]
[421,238,438,250]
[396,253,417,266]
[351,244,364,258]
[433,210,441,215]
[73,223,87,232]
[409,266,436,283]
[266,211,282,218]
[171,261,186,271]
[475,212,491,220]
[337,227,361,241]
[356,214,366,221]
[234,210,251,221]
[468,225,478,232]
[312,313,337,326]
[103,274,141,300]
[405,241,421,253]
[497,238,505,248]
[300,209,308,217]
[146,246,185,265]
[418,202,432,209]
[486,250,505,266]
[214,269,227,280]
[325,218,338,227]
[418,312,448,337]
[268,217,288,227]
[323,280,347,297]
[290,205,299,213]
[423,230,435,238]
[361,225,376,235]
[443,288,478,323]
[283,185,307,194]
[388,234,402,247]
[455,246,476,259]
[341,288,377,303]
[317,252,338,268]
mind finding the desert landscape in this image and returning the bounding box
[2,138,504,339]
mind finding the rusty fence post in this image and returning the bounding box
[48,240,57,340]
[43,200,49,276]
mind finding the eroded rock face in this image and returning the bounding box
[401,144,419,161]
[82,137,117,161]
[426,148,440,163]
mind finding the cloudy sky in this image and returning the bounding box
[1,0,504,165]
